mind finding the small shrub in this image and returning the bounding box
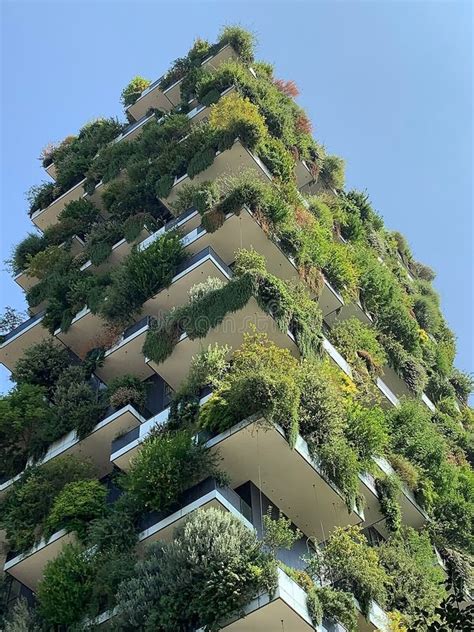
[11,339,71,397]
[330,318,387,375]
[318,437,361,511]
[319,155,345,190]
[124,429,221,512]
[37,543,95,627]
[317,586,358,632]
[0,457,96,551]
[306,525,389,616]
[121,76,151,107]
[210,93,267,149]
[11,233,45,274]
[187,146,216,179]
[219,25,256,64]
[188,277,225,303]
[44,479,107,541]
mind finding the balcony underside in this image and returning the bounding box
[97,323,153,383]
[31,179,85,231]
[0,326,58,373]
[4,530,74,590]
[219,569,317,632]
[163,140,272,209]
[127,44,238,121]
[186,207,298,283]
[138,490,252,548]
[206,419,363,543]
[147,297,299,391]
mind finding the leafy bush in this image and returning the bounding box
[318,436,361,511]
[378,527,445,624]
[319,155,345,190]
[306,525,389,616]
[381,334,428,395]
[209,93,267,149]
[315,586,358,632]
[11,233,45,274]
[44,479,107,541]
[53,118,124,193]
[11,339,71,397]
[375,475,402,533]
[358,255,420,354]
[0,457,95,551]
[345,403,388,466]
[52,366,106,438]
[37,543,95,627]
[449,368,473,404]
[27,182,56,215]
[324,242,359,299]
[107,374,147,410]
[172,180,220,216]
[101,229,187,325]
[0,384,51,478]
[124,429,221,512]
[298,361,345,448]
[413,294,442,335]
[330,317,387,375]
[219,25,256,64]
[199,330,301,442]
[115,508,276,630]
[121,76,151,107]
[188,277,225,303]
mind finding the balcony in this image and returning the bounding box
[95,316,154,383]
[4,528,75,590]
[146,296,299,391]
[127,43,239,121]
[138,477,253,547]
[360,456,429,539]
[80,207,200,275]
[44,161,57,180]
[162,139,272,209]
[295,159,318,194]
[322,334,400,410]
[0,404,145,499]
[80,229,152,274]
[323,298,373,328]
[216,568,326,632]
[31,178,86,231]
[0,311,58,372]
[15,235,85,299]
[204,418,364,543]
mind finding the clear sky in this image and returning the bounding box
[0,0,472,394]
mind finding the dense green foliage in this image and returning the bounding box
[124,429,222,512]
[143,248,323,366]
[0,457,96,551]
[114,508,276,631]
[1,24,472,632]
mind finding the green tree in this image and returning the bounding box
[0,384,50,478]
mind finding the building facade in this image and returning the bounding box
[0,26,472,631]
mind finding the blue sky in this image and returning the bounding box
[0,0,472,394]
